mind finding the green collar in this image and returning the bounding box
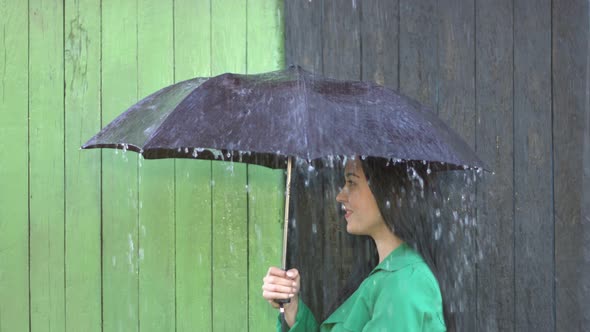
[369,242,425,275]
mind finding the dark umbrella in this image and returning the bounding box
[82,65,487,317]
[83,65,486,171]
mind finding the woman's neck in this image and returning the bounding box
[371,225,404,263]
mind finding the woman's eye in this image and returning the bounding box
[347,180,355,186]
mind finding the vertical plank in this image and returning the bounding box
[101,0,139,330]
[360,0,398,89]
[211,1,248,330]
[247,0,284,74]
[28,0,65,331]
[399,0,438,109]
[475,0,515,330]
[173,1,212,331]
[320,0,361,320]
[284,0,323,72]
[437,1,476,330]
[137,0,175,331]
[246,1,285,331]
[0,1,29,331]
[322,0,360,80]
[283,0,327,321]
[553,0,590,329]
[247,166,284,332]
[514,0,554,330]
[64,0,101,331]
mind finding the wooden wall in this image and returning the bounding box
[285,0,590,331]
[0,1,285,331]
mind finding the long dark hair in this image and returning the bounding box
[326,157,454,329]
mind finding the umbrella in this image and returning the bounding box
[82,65,487,310]
[83,65,486,170]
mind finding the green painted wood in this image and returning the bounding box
[175,159,212,332]
[474,0,515,330]
[246,0,284,75]
[28,1,66,331]
[211,162,248,331]
[246,1,285,330]
[64,0,102,331]
[0,0,29,331]
[553,1,590,329]
[514,0,554,330]
[137,1,175,331]
[173,1,212,331]
[101,0,139,331]
[247,166,284,332]
[211,3,248,330]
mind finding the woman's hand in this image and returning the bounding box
[262,267,300,327]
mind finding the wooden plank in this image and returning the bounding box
[211,2,248,330]
[360,0,398,89]
[514,0,554,330]
[399,0,438,109]
[173,1,212,331]
[283,1,327,321]
[247,166,284,332]
[474,0,515,330]
[63,0,102,331]
[101,0,139,330]
[247,0,284,74]
[137,0,175,331]
[0,1,29,331]
[319,0,361,319]
[436,1,476,330]
[284,0,323,72]
[322,0,360,80]
[246,1,285,331]
[28,1,66,331]
[552,0,590,329]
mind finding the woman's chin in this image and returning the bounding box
[346,223,363,236]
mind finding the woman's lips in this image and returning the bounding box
[344,210,353,218]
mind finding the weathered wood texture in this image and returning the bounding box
[553,0,590,329]
[285,0,590,330]
[0,1,285,331]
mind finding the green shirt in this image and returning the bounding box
[279,243,446,331]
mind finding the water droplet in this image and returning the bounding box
[435,209,441,217]
[385,200,391,209]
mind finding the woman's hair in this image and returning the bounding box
[326,156,454,329]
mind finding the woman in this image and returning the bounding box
[262,157,448,331]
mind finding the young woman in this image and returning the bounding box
[262,157,448,331]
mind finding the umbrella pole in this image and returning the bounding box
[282,156,292,270]
[278,157,293,332]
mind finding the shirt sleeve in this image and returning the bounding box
[275,297,320,332]
[361,270,447,332]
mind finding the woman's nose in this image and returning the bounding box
[336,188,347,203]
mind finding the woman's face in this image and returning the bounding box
[336,159,387,237]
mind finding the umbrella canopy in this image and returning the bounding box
[82,65,487,171]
